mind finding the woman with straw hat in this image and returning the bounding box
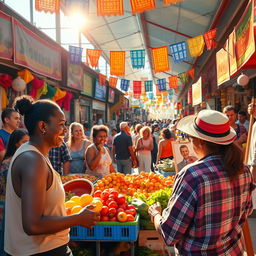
[148,110,255,255]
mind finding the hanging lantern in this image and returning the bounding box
[12,77,26,92]
[237,73,249,87]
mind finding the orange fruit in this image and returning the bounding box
[64,200,76,209]
[79,194,93,207]
[91,199,103,212]
[70,196,80,204]
[71,205,83,214]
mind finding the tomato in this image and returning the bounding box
[116,194,126,204]
[93,190,102,198]
[108,194,116,201]
[117,212,127,222]
[118,202,128,210]
[101,191,109,200]
[65,208,71,215]
[109,216,117,221]
[110,190,118,199]
[127,205,136,210]
[126,214,135,221]
[100,215,109,221]
[108,201,118,209]
[125,209,136,216]
[100,206,109,216]
[108,207,117,217]
[117,208,125,213]
[97,215,101,221]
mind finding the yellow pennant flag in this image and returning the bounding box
[187,35,205,57]
[110,51,125,76]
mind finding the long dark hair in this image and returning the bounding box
[204,140,244,180]
[4,129,29,159]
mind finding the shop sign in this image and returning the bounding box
[67,63,83,90]
[0,11,12,60]
[13,19,61,80]
[192,77,202,106]
[83,72,93,96]
[92,100,105,111]
[94,79,106,101]
[108,88,115,103]
[235,0,255,69]
[216,45,229,86]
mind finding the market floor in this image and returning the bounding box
[247,214,256,255]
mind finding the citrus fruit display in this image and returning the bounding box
[61,174,98,184]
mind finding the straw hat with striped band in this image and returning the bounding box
[176,110,237,145]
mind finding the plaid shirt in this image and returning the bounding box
[48,142,72,175]
[160,154,255,256]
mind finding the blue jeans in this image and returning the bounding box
[116,159,132,174]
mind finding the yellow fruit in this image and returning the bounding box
[70,196,80,204]
[91,199,103,212]
[79,194,93,207]
[64,200,76,209]
[71,205,83,214]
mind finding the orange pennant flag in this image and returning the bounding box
[99,74,107,86]
[187,35,205,57]
[155,84,161,96]
[164,0,184,5]
[110,51,126,76]
[35,0,60,13]
[86,49,102,68]
[109,77,118,88]
[97,0,124,16]
[168,76,178,89]
[187,68,195,80]
[130,0,156,14]
[152,46,170,73]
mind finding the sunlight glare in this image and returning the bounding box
[68,11,87,31]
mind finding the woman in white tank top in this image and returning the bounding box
[86,125,116,178]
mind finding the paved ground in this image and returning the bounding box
[247,213,256,255]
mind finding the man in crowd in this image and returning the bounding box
[113,122,137,174]
[177,145,197,172]
[0,108,20,162]
[236,110,249,131]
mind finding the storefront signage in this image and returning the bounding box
[108,88,115,103]
[0,11,12,60]
[67,63,83,90]
[83,72,93,96]
[235,0,255,69]
[216,46,229,86]
[94,79,106,101]
[192,77,202,106]
[13,19,61,80]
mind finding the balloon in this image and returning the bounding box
[12,77,26,92]
[237,74,249,87]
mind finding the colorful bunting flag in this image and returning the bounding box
[133,81,142,94]
[66,0,89,14]
[130,50,145,69]
[130,0,156,14]
[164,0,184,5]
[168,89,174,95]
[157,78,167,91]
[120,79,130,91]
[168,76,178,89]
[97,0,124,16]
[178,72,188,84]
[144,80,153,92]
[86,49,102,67]
[187,35,205,57]
[187,68,195,80]
[69,45,83,64]
[109,77,118,88]
[35,0,60,13]
[152,46,170,73]
[148,92,154,99]
[110,51,125,76]
[155,84,161,96]
[169,41,187,63]
[204,28,217,50]
[99,74,107,86]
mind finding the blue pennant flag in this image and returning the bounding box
[120,79,130,91]
[157,78,167,91]
[169,41,187,63]
[130,50,145,69]
[148,92,154,99]
[144,80,153,92]
[66,0,89,14]
[69,45,83,64]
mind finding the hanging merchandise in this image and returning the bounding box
[168,76,178,89]
[178,72,188,84]
[35,0,60,14]
[97,0,124,16]
[0,74,13,89]
[43,84,57,99]
[152,46,170,73]
[63,92,73,111]
[86,49,102,68]
[133,81,142,95]
[186,68,195,80]
[12,77,26,92]
[133,93,140,99]
[66,0,89,14]
[144,80,153,92]
[110,51,125,76]
[155,84,161,96]
[187,35,205,57]
[36,81,48,99]
[164,0,184,5]
[30,77,44,98]
[169,41,187,63]
[69,45,83,64]
[168,89,174,95]
[18,69,34,84]
[1,87,9,109]
[52,88,67,102]
[157,78,167,91]
[130,49,145,69]
[148,91,154,99]
[109,76,118,88]
[130,0,156,14]
[187,87,192,104]
[99,73,107,86]
[120,79,130,91]
[204,28,217,50]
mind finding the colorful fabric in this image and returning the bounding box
[130,50,145,69]
[43,84,57,99]
[66,0,89,14]
[18,69,34,84]
[178,72,188,84]
[144,80,153,92]
[133,93,140,99]
[169,41,187,63]
[130,0,156,14]
[168,89,174,95]
[110,51,125,76]
[1,87,8,109]
[152,46,170,73]
[30,77,44,99]
[62,92,73,111]
[86,49,102,68]
[160,154,254,255]
[155,84,161,96]
[0,74,12,89]
[133,81,142,94]
[35,0,60,13]
[36,81,48,99]
[99,74,107,86]
[97,0,124,16]
[187,87,192,104]
[69,45,83,64]
[157,78,167,91]
[120,79,130,91]
[168,76,178,89]
[109,77,118,88]
[187,35,205,57]
[187,68,195,80]
[204,28,217,50]
[148,92,154,99]
[164,0,184,5]
[52,88,67,102]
